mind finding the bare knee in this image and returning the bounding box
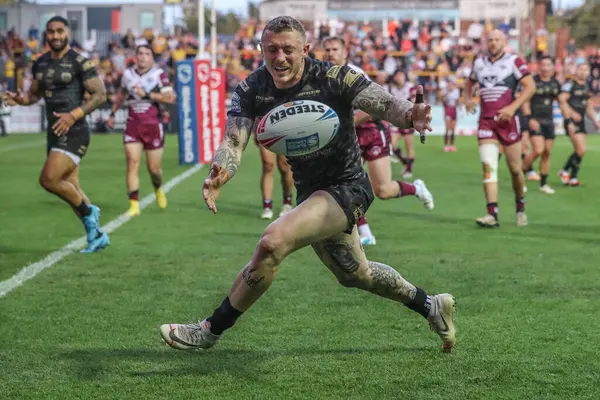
[277,157,290,173]
[39,171,57,192]
[373,183,392,200]
[255,225,290,269]
[262,161,275,175]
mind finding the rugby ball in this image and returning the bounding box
[256,100,340,157]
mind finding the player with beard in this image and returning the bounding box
[160,16,456,353]
[108,45,175,217]
[3,16,109,252]
[465,30,536,228]
[557,63,600,186]
[520,56,563,193]
[321,36,434,246]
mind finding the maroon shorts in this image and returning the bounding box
[124,122,165,150]
[357,122,391,162]
[444,105,457,121]
[477,116,521,146]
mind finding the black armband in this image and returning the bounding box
[564,118,572,125]
[143,92,151,100]
[109,111,116,118]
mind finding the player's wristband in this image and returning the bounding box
[142,92,151,100]
[70,107,85,120]
[564,118,572,125]
[109,111,116,118]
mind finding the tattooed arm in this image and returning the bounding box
[203,116,254,213]
[212,116,254,181]
[80,77,108,115]
[352,84,413,129]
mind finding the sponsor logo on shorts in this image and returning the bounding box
[478,129,494,138]
[370,146,382,157]
[285,133,319,156]
[153,139,161,148]
[509,132,518,141]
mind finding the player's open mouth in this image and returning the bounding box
[274,66,289,72]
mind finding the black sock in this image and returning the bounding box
[206,297,243,335]
[563,153,575,171]
[151,174,162,190]
[570,153,582,179]
[76,201,92,217]
[540,174,548,187]
[406,287,432,319]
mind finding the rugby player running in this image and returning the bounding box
[2,16,109,252]
[557,63,600,186]
[321,35,434,246]
[160,16,456,353]
[520,56,563,194]
[108,44,175,217]
[465,30,536,228]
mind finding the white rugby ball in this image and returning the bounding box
[256,100,340,156]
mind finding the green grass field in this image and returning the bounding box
[1,133,600,399]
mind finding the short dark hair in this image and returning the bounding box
[261,16,306,43]
[47,16,69,29]
[539,55,554,63]
[322,36,345,48]
[136,44,154,56]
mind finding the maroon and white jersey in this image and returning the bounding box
[390,83,416,101]
[470,53,529,119]
[443,87,460,107]
[121,66,172,125]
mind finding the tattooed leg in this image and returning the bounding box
[312,227,432,318]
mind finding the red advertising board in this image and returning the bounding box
[194,59,226,164]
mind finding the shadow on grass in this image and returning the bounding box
[63,344,431,380]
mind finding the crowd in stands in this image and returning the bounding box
[1,18,600,108]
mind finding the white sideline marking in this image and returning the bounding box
[0,164,203,298]
[0,140,45,154]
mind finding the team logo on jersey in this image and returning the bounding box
[231,92,242,113]
[61,72,72,83]
[344,69,360,88]
[326,66,341,79]
[36,72,43,80]
[82,60,95,71]
[482,75,498,88]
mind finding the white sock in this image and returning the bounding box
[358,223,373,238]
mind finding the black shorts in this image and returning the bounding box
[564,120,587,135]
[297,173,375,234]
[46,125,90,161]
[530,120,556,140]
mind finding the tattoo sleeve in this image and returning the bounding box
[81,77,108,115]
[212,116,254,181]
[352,83,414,129]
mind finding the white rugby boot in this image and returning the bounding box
[516,211,528,227]
[427,293,457,353]
[476,214,499,228]
[261,207,274,220]
[414,179,434,210]
[160,319,221,350]
[539,184,555,194]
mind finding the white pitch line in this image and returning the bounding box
[0,140,45,154]
[0,164,203,298]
